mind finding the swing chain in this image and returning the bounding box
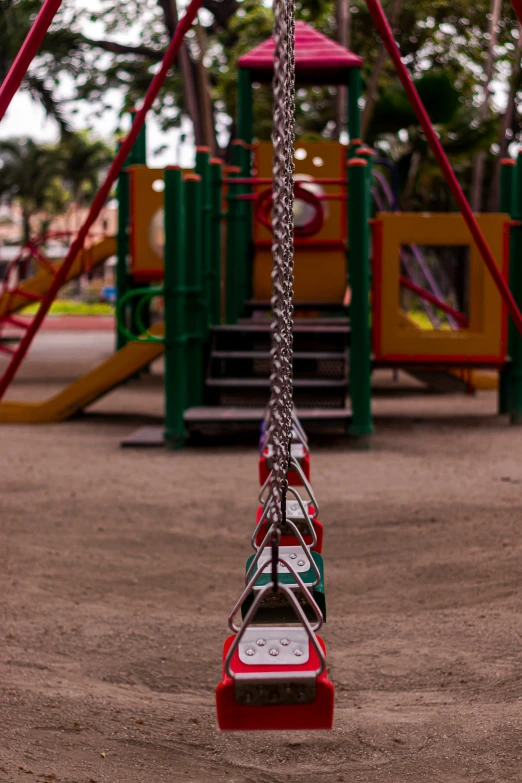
[266,0,296,534]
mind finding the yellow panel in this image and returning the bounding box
[129,166,165,280]
[253,141,346,301]
[374,212,509,363]
[254,249,346,302]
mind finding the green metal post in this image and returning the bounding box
[231,140,250,313]
[209,158,224,324]
[129,108,147,166]
[237,68,254,145]
[356,145,375,217]
[127,115,149,338]
[195,146,212,324]
[505,155,522,423]
[347,158,373,441]
[115,144,130,351]
[347,68,362,146]
[225,165,241,323]
[163,166,187,449]
[498,159,516,415]
[184,174,205,407]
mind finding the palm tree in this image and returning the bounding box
[57,133,113,230]
[0,138,67,241]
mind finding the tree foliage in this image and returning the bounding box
[0,134,113,240]
[3,0,522,209]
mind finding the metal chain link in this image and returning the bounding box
[266,0,296,529]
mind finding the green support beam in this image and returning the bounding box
[237,68,254,145]
[184,174,205,407]
[225,165,241,323]
[195,146,212,325]
[115,113,147,351]
[504,155,522,424]
[347,158,373,442]
[163,166,187,449]
[209,158,224,324]
[347,68,362,145]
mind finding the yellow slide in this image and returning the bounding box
[0,322,165,423]
[0,236,117,318]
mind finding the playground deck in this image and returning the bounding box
[1,345,521,780]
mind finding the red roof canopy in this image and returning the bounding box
[238,21,362,84]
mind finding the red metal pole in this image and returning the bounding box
[511,0,522,25]
[365,0,522,337]
[0,0,63,122]
[0,0,204,400]
[399,276,468,327]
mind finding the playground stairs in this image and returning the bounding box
[182,313,352,436]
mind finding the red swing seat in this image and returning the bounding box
[216,632,334,731]
[259,445,311,486]
[255,504,323,552]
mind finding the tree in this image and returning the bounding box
[0,133,113,241]
[0,138,66,241]
[4,0,522,208]
[58,133,113,208]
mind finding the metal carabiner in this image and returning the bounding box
[251,486,317,551]
[228,560,324,635]
[245,516,321,588]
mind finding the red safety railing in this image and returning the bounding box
[366,0,522,338]
[0,230,104,355]
[399,276,468,328]
[0,0,64,122]
[0,0,203,399]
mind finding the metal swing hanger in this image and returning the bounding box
[228,558,324,635]
[259,458,319,519]
[245,515,322,587]
[252,485,318,550]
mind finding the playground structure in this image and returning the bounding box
[3,0,522,743]
[1,5,522,444]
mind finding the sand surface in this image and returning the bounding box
[1,334,522,782]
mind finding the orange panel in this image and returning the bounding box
[253,141,347,302]
[372,212,510,365]
[129,166,165,281]
[129,166,193,281]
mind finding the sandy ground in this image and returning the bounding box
[1,331,522,782]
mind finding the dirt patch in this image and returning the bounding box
[1,380,522,782]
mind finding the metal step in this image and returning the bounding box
[213,322,350,333]
[205,377,347,409]
[245,299,345,313]
[210,349,348,380]
[212,322,350,353]
[238,317,350,327]
[211,350,346,359]
[184,406,351,435]
[207,378,347,388]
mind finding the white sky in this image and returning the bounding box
[0,0,197,168]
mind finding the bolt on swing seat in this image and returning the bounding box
[242,535,326,624]
[254,484,323,552]
[216,581,334,730]
[255,500,324,552]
